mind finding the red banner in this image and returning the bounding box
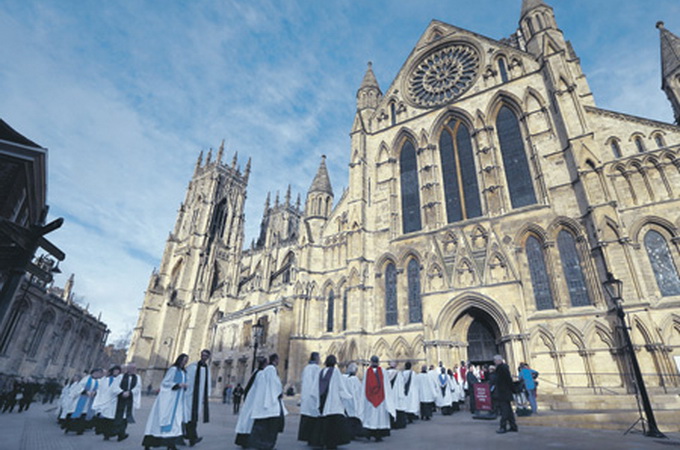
[474,383,493,411]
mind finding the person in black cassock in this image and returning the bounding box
[111,363,141,442]
[184,349,211,447]
[493,355,518,434]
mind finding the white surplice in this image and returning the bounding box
[435,371,453,408]
[342,374,363,420]
[318,367,351,416]
[143,366,186,438]
[415,372,437,403]
[386,368,406,412]
[361,367,395,430]
[93,375,122,419]
[401,370,420,415]
[184,362,211,422]
[299,363,321,417]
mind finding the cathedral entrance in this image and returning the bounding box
[450,307,500,366]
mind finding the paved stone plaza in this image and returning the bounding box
[1,396,679,450]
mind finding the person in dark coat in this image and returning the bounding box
[492,355,517,434]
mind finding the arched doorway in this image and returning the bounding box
[451,307,501,366]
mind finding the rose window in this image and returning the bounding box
[408,43,480,107]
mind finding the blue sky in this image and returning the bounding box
[1,0,679,343]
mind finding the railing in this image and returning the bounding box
[527,371,680,396]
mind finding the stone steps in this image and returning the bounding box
[518,409,680,433]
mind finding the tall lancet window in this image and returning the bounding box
[439,119,482,223]
[526,235,554,310]
[557,230,591,307]
[644,230,680,296]
[385,263,398,325]
[326,289,335,332]
[342,289,348,331]
[497,106,537,208]
[407,259,422,323]
[400,140,422,233]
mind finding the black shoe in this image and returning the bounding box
[118,433,129,442]
[509,427,518,432]
[103,435,110,440]
[496,428,507,434]
[375,437,383,442]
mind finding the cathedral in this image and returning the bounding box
[128,0,680,406]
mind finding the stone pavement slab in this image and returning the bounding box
[1,397,679,450]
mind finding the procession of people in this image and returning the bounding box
[39,349,537,449]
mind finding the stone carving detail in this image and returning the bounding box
[408,43,480,107]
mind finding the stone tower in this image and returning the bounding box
[127,143,249,387]
[658,22,680,125]
[304,155,333,242]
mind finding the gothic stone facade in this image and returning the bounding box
[129,1,680,399]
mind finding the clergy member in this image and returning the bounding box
[298,351,321,442]
[184,349,211,447]
[361,355,395,441]
[247,353,288,450]
[92,365,122,439]
[111,363,141,442]
[436,367,454,415]
[401,361,419,423]
[64,367,104,435]
[234,356,267,447]
[386,361,407,429]
[142,354,188,450]
[308,355,352,449]
[415,365,437,421]
[342,362,364,439]
[58,374,81,429]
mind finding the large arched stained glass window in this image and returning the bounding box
[644,230,680,296]
[497,106,537,209]
[385,263,398,325]
[526,235,554,310]
[400,140,422,233]
[440,120,482,223]
[407,259,422,323]
[557,230,591,307]
[326,290,334,332]
[342,290,348,331]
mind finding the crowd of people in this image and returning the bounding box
[5,349,539,449]
[0,375,61,413]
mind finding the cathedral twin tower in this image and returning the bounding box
[129,0,680,407]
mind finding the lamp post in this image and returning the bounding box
[602,273,666,438]
[251,321,264,372]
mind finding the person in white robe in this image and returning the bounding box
[234,357,267,448]
[361,355,395,441]
[435,367,454,415]
[342,362,364,439]
[110,363,142,442]
[142,354,188,450]
[415,365,437,420]
[297,351,321,442]
[448,368,465,407]
[243,353,288,450]
[64,368,104,434]
[58,374,82,427]
[308,355,352,449]
[93,365,122,439]
[386,361,407,429]
[184,349,212,446]
[401,362,419,423]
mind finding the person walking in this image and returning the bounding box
[361,355,395,441]
[518,362,539,415]
[232,383,244,414]
[142,354,188,450]
[184,349,211,447]
[493,355,518,434]
[298,351,321,442]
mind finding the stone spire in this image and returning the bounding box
[194,150,203,173]
[231,151,238,169]
[658,22,680,80]
[658,22,680,124]
[63,273,74,303]
[285,184,291,206]
[308,155,333,196]
[520,0,549,18]
[244,157,252,182]
[356,62,382,110]
[217,140,224,163]
[264,192,270,213]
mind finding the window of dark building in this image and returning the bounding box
[526,235,555,310]
[390,102,397,126]
[27,311,54,358]
[611,140,622,158]
[385,263,398,326]
[326,290,334,332]
[635,136,646,153]
[497,106,537,208]
[526,18,535,35]
[407,259,422,323]
[498,58,509,83]
[557,230,591,307]
[439,120,482,223]
[644,230,680,297]
[400,140,422,233]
